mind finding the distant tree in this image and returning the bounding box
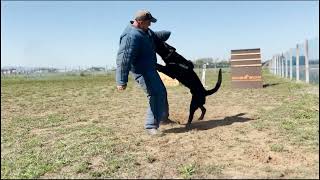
[193,58,213,68]
[87,67,105,71]
[193,57,230,68]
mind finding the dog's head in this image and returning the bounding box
[152,31,194,69]
[152,31,176,62]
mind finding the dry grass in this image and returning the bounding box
[1,69,319,179]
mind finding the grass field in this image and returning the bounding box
[1,69,319,179]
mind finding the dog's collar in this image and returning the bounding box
[168,62,189,70]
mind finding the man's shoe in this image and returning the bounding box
[160,118,175,125]
[145,128,164,136]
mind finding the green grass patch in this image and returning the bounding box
[179,163,196,179]
[270,144,285,152]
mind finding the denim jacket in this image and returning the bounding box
[116,21,171,86]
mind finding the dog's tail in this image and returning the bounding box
[205,68,222,96]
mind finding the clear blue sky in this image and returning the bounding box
[1,1,319,69]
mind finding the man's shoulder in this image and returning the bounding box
[123,27,144,39]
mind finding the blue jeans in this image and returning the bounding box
[133,71,169,129]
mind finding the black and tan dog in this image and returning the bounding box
[153,32,222,130]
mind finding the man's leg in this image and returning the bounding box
[143,70,169,129]
[133,71,169,129]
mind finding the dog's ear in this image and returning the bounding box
[154,31,171,42]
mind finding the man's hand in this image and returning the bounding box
[117,84,127,91]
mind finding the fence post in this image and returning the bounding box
[278,55,281,76]
[278,55,280,76]
[276,55,278,76]
[285,53,288,78]
[279,55,282,77]
[271,56,274,74]
[305,39,309,83]
[201,63,207,87]
[290,49,293,80]
[272,55,275,74]
[281,53,284,77]
[274,55,277,75]
[283,54,286,77]
[296,44,300,81]
[274,56,276,75]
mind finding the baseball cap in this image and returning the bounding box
[134,10,157,23]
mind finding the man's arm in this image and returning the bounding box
[116,34,139,90]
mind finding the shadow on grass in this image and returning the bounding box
[163,113,254,134]
[263,83,281,88]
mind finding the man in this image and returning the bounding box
[116,10,173,136]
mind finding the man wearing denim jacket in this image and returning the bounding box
[116,10,173,136]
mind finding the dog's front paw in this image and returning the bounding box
[185,124,191,131]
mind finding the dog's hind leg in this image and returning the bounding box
[198,106,206,120]
[186,97,198,130]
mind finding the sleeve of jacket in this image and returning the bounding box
[116,33,139,86]
[153,31,171,42]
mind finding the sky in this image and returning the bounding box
[1,1,319,69]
